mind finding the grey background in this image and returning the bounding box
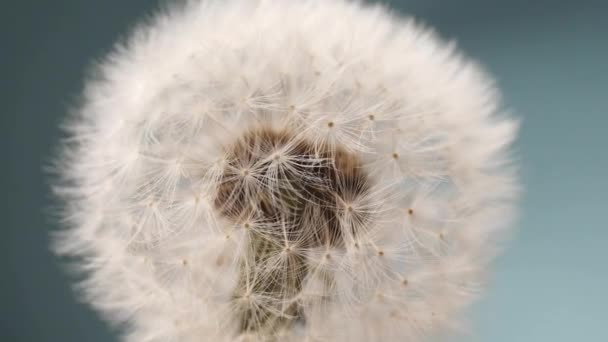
[2,0,606,341]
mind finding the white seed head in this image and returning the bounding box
[53,1,519,341]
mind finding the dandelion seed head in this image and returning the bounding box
[53,0,519,341]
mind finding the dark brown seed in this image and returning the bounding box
[213,127,372,335]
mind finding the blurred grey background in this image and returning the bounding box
[2,0,606,341]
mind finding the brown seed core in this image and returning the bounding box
[213,127,370,336]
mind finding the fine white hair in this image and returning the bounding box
[54,1,519,341]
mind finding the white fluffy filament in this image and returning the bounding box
[53,1,519,341]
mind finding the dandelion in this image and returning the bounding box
[53,0,519,341]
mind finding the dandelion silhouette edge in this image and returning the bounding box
[53,1,519,341]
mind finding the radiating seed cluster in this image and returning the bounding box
[53,1,519,341]
[215,128,370,334]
